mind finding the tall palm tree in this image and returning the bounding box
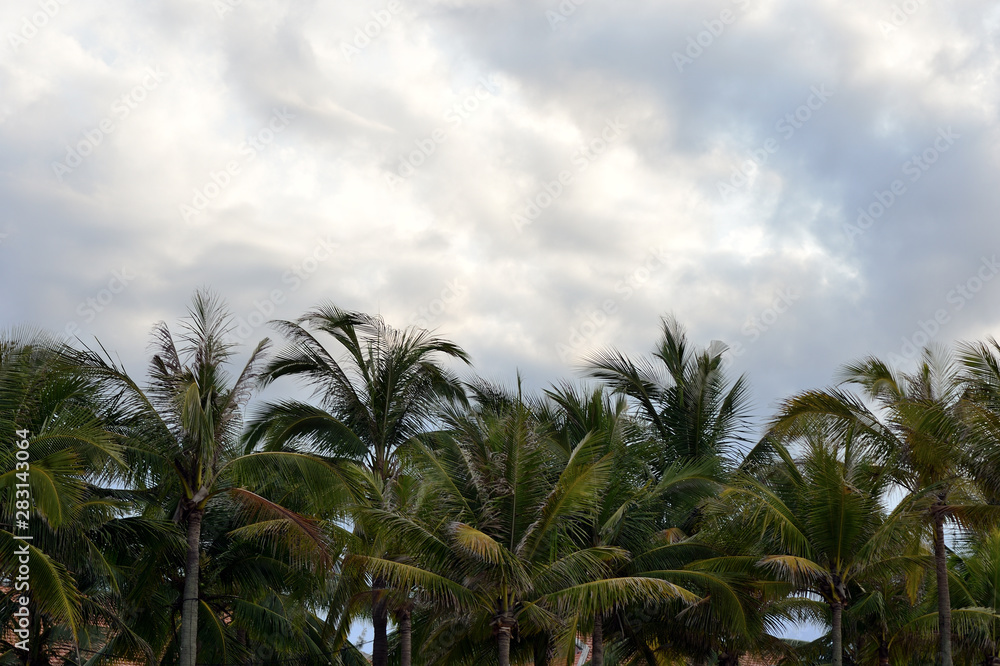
[716,422,910,666]
[544,383,739,666]
[948,339,1000,666]
[584,318,771,665]
[544,383,639,666]
[246,304,471,666]
[774,349,996,666]
[72,291,340,666]
[0,330,148,665]
[585,316,752,479]
[355,382,700,666]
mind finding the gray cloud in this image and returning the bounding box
[1,0,999,446]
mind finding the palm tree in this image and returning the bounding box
[716,422,910,666]
[585,316,752,479]
[839,547,931,666]
[583,318,768,665]
[622,517,795,666]
[246,304,471,666]
[355,381,698,666]
[544,383,739,666]
[947,338,1000,666]
[774,349,997,666]
[72,291,340,666]
[544,383,638,666]
[950,528,1000,666]
[958,337,1000,505]
[338,465,423,666]
[853,535,1000,666]
[0,330,169,665]
[88,493,351,665]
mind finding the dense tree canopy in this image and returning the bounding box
[4,293,1000,666]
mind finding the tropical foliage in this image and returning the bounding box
[3,293,1000,666]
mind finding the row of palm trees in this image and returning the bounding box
[4,290,1000,666]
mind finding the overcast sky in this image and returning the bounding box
[5,0,998,645]
[3,0,1000,437]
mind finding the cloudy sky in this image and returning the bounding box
[3,0,1000,434]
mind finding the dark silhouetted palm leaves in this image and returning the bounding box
[353,383,700,666]
[10,302,1000,666]
[0,330,163,665]
[67,291,349,666]
[770,348,1000,666]
[586,316,752,480]
[247,304,470,666]
[719,420,913,666]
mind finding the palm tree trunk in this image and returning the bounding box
[498,625,512,666]
[934,508,954,666]
[592,613,604,666]
[878,636,889,666]
[399,608,412,666]
[831,601,844,666]
[180,508,203,666]
[372,579,388,666]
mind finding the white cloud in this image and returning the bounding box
[1,0,999,428]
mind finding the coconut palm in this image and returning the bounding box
[773,349,1000,666]
[544,383,643,666]
[716,421,912,666]
[957,337,1000,505]
[69,291,343,666]
[336,465,424,666]
[621,517,798,666]
[950,529,1000,666]
[837,546,931,666]
[583,319,772,665]
[854,543,1000,666]
[245,304,471,666]
[354,382,698,666]
[585,316,752,479]
[544,383,744,666]
[940,338,1000,666]
[0,331,170,665]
